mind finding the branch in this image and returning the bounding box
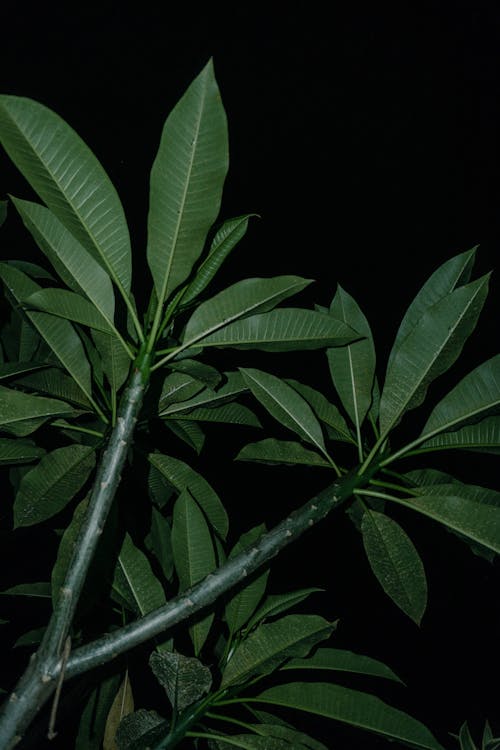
[67,468,361,677]
[0,357,150,750]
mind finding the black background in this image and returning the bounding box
[1,3,500,748]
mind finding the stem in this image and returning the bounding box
[65,471,361,679]
[0,347,151,750]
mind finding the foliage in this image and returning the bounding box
[0,60,499,749]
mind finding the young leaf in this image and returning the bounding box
[361,509,428,624]
[171,489,217,654]
[149,650,212,713]
[182,276,313,348]
[224,525,269,635]
[240,368,329,460]
[183,308,358,352]
[181,214,255,305]
[103,673,134,750]
[380,274,490,437]
[25,288,113,334]
[387,248,477,371]
[282,647,403,683]
[0,263,94,405]
[114,533,167,617]
[327,285,375,432]
[221,614,334,687]
[0,438,44,465]
[0,96,133,297]
[148,452,228,539]
[236,439,331,468]
[147,59,228,309]
[385,493,500,555]
[253,682,445,750]
[14,444,95,527]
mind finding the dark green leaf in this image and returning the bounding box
[236,439,330,468]
[146,506,174,582]
[170,403,260,428]
[245,588,323,632]
[253,682,445,749]
[158,372,206,411]
[0,361,48,380]
[14,444,95,527]
[75,673,122,750]
[0,582,51,598]
[0,438,44,465]
[0,383,74,436]
[114,533,167,616]
[149,650,212,712]
[168,358,221,388]
[26,288,113,333]
[286,379,355,444]
[163,419,205,454]
[225,525,269,635]
[282,647,403,683]
[221,614,334,687]
[115,709,166,750]
[361,509,427,624]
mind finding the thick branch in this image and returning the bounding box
[0,358,150,750]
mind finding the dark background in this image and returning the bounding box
[1,3,499,748]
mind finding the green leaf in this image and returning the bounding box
[114,533,167,617]
[0,384,74,436]
[246,723,327,749]
[0,582,51,598]
[0,263,94,404]
[240,369,329,459]
[0,96,132,296]
[207,736,292,749]
[0,199,7,227]
[25,288,113,333]
[183,308,358,352]
[15,367,93,409]
[225,525,269,635]
[6,259,55,281]
[221,614,334,687]
[285,379,355,444]
[147,59,228,308]
[282,647,403,683]
[115,710,167,750]
[385,493,500,555]
[361,509,427,624]
[0,437,44,465]
[146,506,174,582]
[458,722,478,750]
[51,498,88,604]
[159,371,246,416]
[14,444,95,527]
[418,355,500,442]
[236,439,330,468]
[387,248,477,372]
[417,416,500,455]
[163,419,206,454]
[92,330,131,394]
[168,403,261,428]
[149,650,212,713]
[327,285,375,431]
[148,452,228,539]
[245,588,323,632]
[14,627,46,648]
[0,361,48,380]
[182,276,313,348]
[171,489,216,654]
[379,274,490,437]
[11,198,118,329]
[168,358,221,388]
[158,372,206,411]
[75,673,124,750]
[181,214,256,305]
[253,682,445,749]
[103,673,134,750]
